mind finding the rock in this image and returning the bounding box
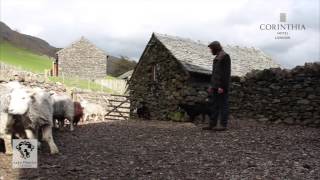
[273,119,283,124]
[269,84,281,90]
[289,112,298,117]
[314,119,320,125]
[272,99,281,103]
[257,118,269,122]
[261,88,271,92]
[283,118,295,125]
[297,99,310,105]
[305,87,314,92]
[293,84,302,89]
[307,94,316,99]
[301,119,314,126]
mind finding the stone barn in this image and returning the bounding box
[55,37,108,79]
[129,33,280,120]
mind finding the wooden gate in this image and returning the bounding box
[104,94,130,120]
[72,91,130,121]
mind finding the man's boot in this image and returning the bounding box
[214,126,227,131]
[202,126,215,130]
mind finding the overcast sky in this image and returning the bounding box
[1,0,319,68]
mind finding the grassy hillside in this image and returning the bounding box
[107,56,137,77]
[0,41,52,72]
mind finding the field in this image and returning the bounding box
[0,41,52,72]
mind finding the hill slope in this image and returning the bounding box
[0,41,52,72]
[0,21,57,57]
[0,21,136,75]
[107,56,137,77]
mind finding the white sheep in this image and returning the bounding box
[0,81,24,154]
[7,86,59,154]
[81,100,106,122]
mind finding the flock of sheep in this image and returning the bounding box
[0,81,106,155]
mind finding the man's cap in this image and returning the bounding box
[208,41,221,48]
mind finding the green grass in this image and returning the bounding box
[48,76,116,93]
[0,41,52,72]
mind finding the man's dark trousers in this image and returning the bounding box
[209,91,229,128]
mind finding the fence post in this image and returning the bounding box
[62,73,65,83]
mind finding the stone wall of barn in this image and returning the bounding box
[184,73,211,104]
[129,38,212,120]
[57,39,107,79]
[229,62,320,127]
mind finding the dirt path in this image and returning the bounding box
[1,119,320,180]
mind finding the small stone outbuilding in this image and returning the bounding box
[55,37,108,79]
[129,33,280,120]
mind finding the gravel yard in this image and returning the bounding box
[1,119,320,180]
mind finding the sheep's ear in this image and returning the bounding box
[26,90,36,101]
[30,95,36,102]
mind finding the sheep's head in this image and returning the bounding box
[8,88,34,115]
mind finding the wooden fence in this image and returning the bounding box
[96,79,128,95]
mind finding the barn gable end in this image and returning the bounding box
[56,37,107,79]
[129,34,190,120]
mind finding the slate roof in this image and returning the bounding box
[154,33,280,77]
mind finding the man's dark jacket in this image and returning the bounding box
[211,50,231,91]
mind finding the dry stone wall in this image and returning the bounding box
[0,63,46,82]
[0,63,67,93]
[229,62,320,127]
[130,56,320,127]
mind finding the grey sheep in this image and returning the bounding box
[51,93,75,131]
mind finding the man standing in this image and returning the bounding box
[203,41,231,131]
